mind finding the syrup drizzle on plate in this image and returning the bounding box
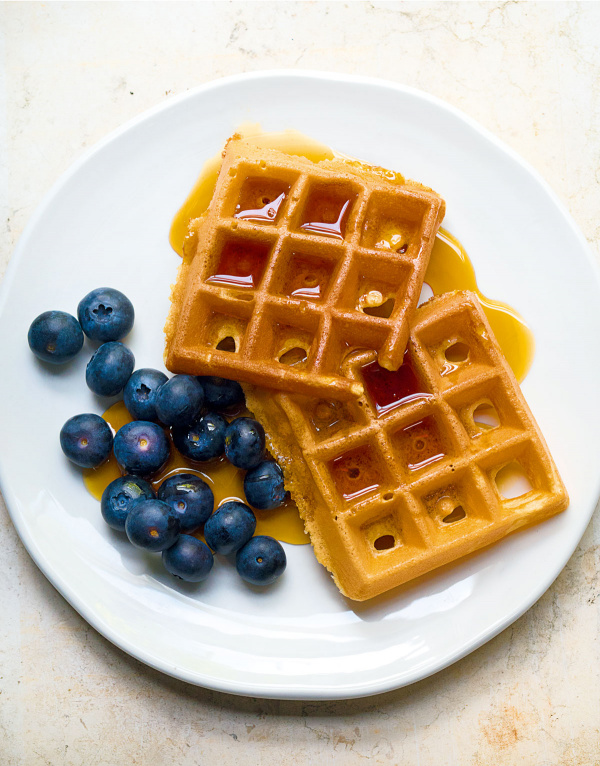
[83,402,309,546]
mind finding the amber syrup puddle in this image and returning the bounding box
[150,125,534,547]
[395,415,446,472]
[206,239,269,290]
[235,191,287,222]
[361,349,432,416]
[300,198,351,239]
[426,230,534,382]
[329,445,383,502]
[84,402,309,546]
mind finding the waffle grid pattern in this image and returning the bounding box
[165,140,445,400]
[245,292,568,600]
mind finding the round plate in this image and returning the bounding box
[1,71,599,700]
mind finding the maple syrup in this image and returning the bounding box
[373,221,412,253]
[235,192,286,223]
[300,197,353,240]
[393,415,446,472]
[329,444,384,502]
[234,176,291,223]
[84,402,309,545]
[361,350,432,416]
[425,229,534,382]
[290,277,323,300]
[207,239,269,289]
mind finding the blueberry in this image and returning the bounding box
[162,535,214,582]
[224,417,265,469]
[60,413,113,468]
[113,421,170,477]
[157,473,214,532]
[244,460,287,510]
[172,412,227,462]
[236,536,286,586]
[204,501,256,555]
[28,310,83,364]
[101,475,155,531]
[124,368,168,421]
[85,341,135,397]
[77,287,134,342]
[197,376,245,413]
[125,498,180,551]
[154,375,204,428]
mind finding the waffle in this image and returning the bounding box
[244,291,569,601]
[165,137,445,400]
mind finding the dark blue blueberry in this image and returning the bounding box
[113,421,170,477]
[162,535,214,582]
[100,475,155,531]
[125,498,181,551]
[236,536,286,586]
[197,376,245,413]
[243,460,287,510]
[124,368,169,421]
[85,341,135,396]
[28,310,83,364]
[172,412,227,462]
[60,413,113,468]
[77,287,134,342]
[224,417,265,469]
[157,473,214,533]
[204,501,256,555]
[154,375,204,428]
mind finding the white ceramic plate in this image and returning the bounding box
[1,71,599,700]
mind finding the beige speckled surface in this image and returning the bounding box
[1,2,599,764]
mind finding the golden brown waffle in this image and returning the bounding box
[244,291,569,601]
[165,138,445,400]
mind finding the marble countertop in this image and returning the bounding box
[1,2,599,764]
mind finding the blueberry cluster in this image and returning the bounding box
[29,287,134,366]
[30,288,288,588]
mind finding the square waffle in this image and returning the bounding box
[244,291,569,601]
[165,137,445,400]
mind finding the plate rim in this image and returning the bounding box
[1,69,599,700]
